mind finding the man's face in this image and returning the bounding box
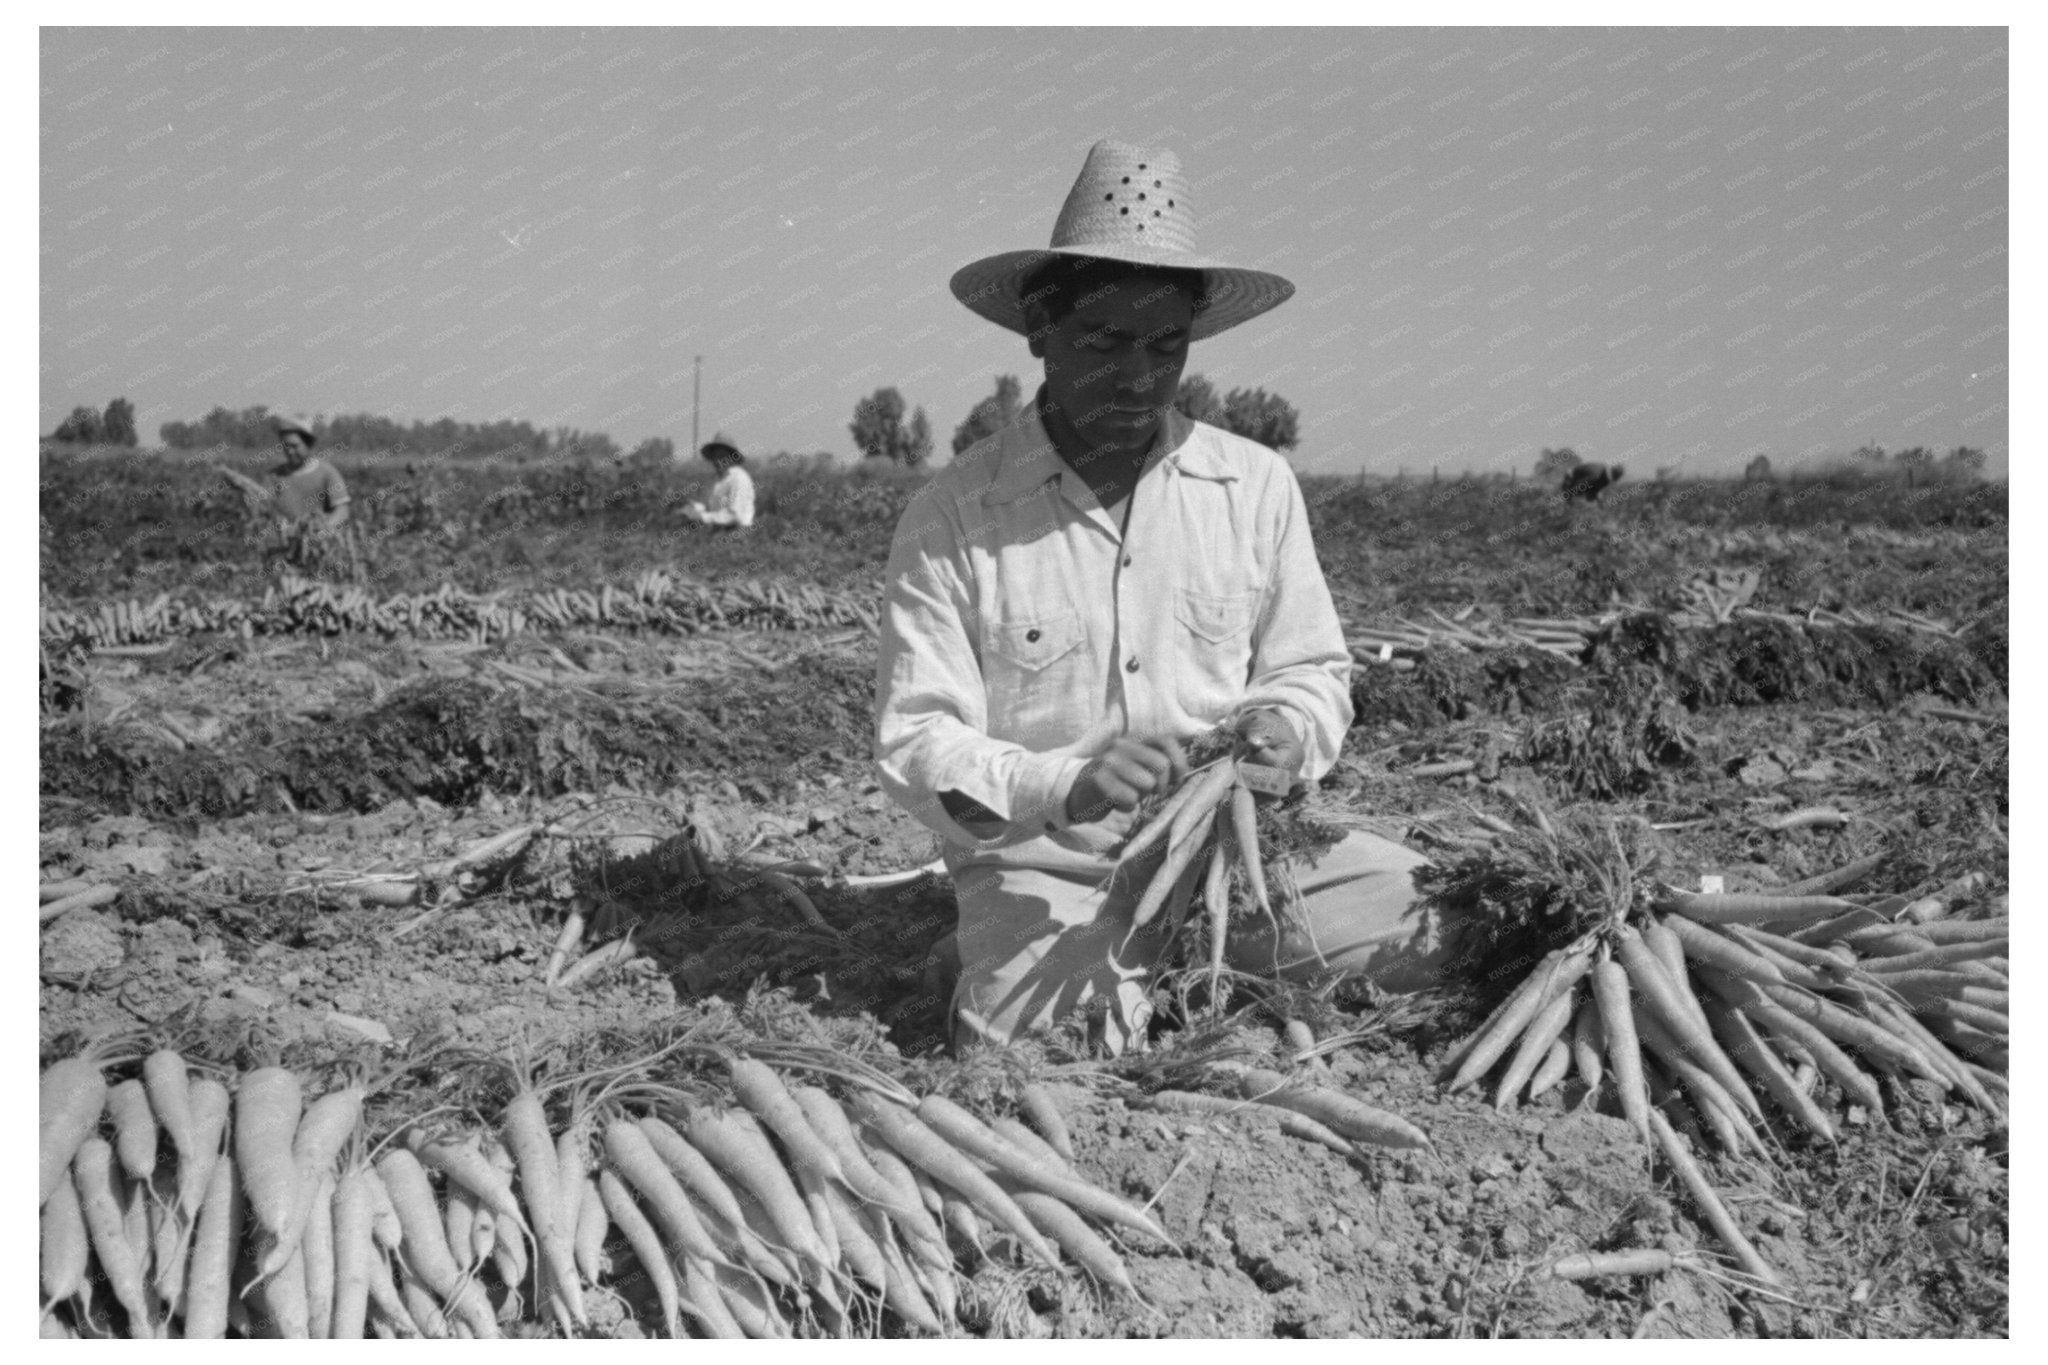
[279,432,309,466]
[1032,274,1196,459]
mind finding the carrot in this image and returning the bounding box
[681,1105,832,1269]
[677,1255,747,1339]
[728,1057,850,1189]
[1872,1000,1999,1112]
[1643,918,1708,1029]
[1876,916,2008,945]
[236,1066,305,1265]
[372,1147,501,1338]
[500,1088,586,1328]
[182,1153,241,1338]
[73,1137,158,1337]
[396,1263,453,1338]
[1568,996,1604,1093]
[1114,759,1230,872]
[40,1055,109,1208]
[992,1113,1074,1175]
[40,877,95,902]
[1700,992,1836,1139]
[819,1176,890,1292]
[41,1170,91,1309]
[544,903,587,989]
[1549,1248,1676,1280]
[1221,1064,1433,1151]
[787,1085,928,1227]
[443,1185,476,1275]
[1591,955,1651,1144]
[1447,948,1587,1092]
[182,1076,233,1218]
[1776,850,1886,897]
[597,1168,682,1337]
[38,883,120,921]
[304,1174,338,1339]
[554,1120,590,1259]
[1528,1037,1573,1100]
[140,1051,198,1197]
[405,1129,530,1237]
[1130,806,1219,933]
[1615,926,1759,1115]
[1012,1187,1136,1295]
[860,1143,949,1254]
[1494,984,1579,1109]
[260,1082,365,1280]
[712,1260,792,1338]
[263,1238,311,1338]
[1634,1007,1761,1152]
[916,1092,1172,1242]
[852,1092,1061,1269]
[146,1168,189,1316]
[601,1117,729,1267]
[1698,968,1886,1113]
[795,1162,842,1266]
[1753,980,1943,1082]
[362,1239,420,1337]
[1658,889,1859,925]
[1646,1109,1781,1284]
[1228,781,1274,924]
[866,1213,945,1335]
[1663,913,1787,986]
[1857,941,2008,975]
[330,1169,376,1340]
[574,1176,609,1285]
[1204,839,1231,997]
[637,1113,749,1230]
[1017,1082,1077,1163]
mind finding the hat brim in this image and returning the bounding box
[276,423,316,444]
[949,246,1294,343]
[699,443,742,462]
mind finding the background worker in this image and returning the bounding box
[876,140,1445,1054]
[267,416,351,535]
[683,431,755,530]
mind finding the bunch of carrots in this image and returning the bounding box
[38,1042,1162,1339]
[1441,876,2007,1283]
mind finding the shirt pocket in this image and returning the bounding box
[1174,588,1259,698]
[982,611,1088,745]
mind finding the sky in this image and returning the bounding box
[38,25,2008,478]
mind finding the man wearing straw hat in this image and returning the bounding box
[876,140,1442,1053]
[219,414,352,541]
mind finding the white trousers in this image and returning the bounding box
[950,830,1439,1053]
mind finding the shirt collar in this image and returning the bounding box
[981,390,1229,506]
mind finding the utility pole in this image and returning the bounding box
[692,355,702,458]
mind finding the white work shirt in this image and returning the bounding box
[875,396,1352,875]
[699,466,755,528]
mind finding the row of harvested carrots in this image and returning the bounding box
[38,1050,1151,1339]
[40,571,876,652]
[1441,889,2008,1283]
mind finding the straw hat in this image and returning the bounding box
[274,414,317,445]
[699,431,744,463]
[949,139,1295,343]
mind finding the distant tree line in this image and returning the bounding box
[153,405,676,463]
[49,397,139,446]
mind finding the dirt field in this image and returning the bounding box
[38,452,2008,1338]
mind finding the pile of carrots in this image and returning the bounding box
[38,1044,1162,1339]
[1442,884,2007,1282]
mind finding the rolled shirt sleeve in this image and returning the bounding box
[1235,461,1352,782]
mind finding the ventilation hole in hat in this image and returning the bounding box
[1119,207,1129,215]
[1138,163,1146,170]
[1153,210,1161,217]
[1104,192,1113,201]
[1121,176,1130,184]
[1155,180,1162,188]
[1136,224,1144,231]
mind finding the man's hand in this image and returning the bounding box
[1065,735,1189,825]
[1234,708,1306,794]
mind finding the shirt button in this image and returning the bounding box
[1126,658,1140,673]
[1025,628,1041,643]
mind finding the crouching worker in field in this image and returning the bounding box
[682,431,756,530]
[876,141,1448,1055]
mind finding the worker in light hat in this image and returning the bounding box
[267,415,352,535]
[874,140,1443,1054]
[683,431,755,530]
